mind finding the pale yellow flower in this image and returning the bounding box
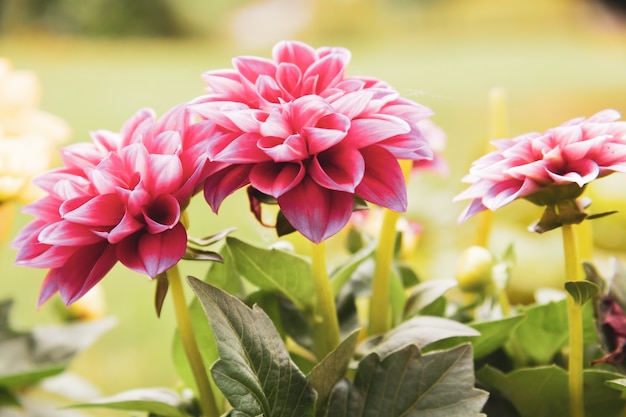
[0,58,70,204]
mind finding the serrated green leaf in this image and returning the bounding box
[565,280,599,306]
[188,277,316,417]
[357,316,479,359]
[68,388,190,417]
[478,366,624,417]
[328,344,488,417]
[226,237,314,310]
[307,331,359,417]
[426,314,525,359]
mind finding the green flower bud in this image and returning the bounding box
[456,246,494,292]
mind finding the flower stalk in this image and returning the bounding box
[167,265,219,417]
[562,223,584,417]
[310,240,341,359]
[368,159,413,336]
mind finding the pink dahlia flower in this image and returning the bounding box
[192,40,434,243]
[13,105,213,306]
[455,109,626,224]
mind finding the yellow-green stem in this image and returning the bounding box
[367,160,412,336]
[562,224,585,417]
[167,265,219,417]
[310,240,341,359]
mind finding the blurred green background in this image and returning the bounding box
[2,0,626,412]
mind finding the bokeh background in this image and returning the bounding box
[2,0,626,412]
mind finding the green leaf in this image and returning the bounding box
[205,243,245,297]
[357,316,479,359]
[565,280,600,306]
[0,316,116,388]
[505,300,597,367]
[426,315,525,359]
[68,388,191,417]
[226,237,315,310]
[328,344,488,417]
[188,277,316,417]
[0,385,20,407]
[404,278,458,318]
[606,378,626,398]
[330,243,375,297]
[478,366,624,417]
[307,330,359,417]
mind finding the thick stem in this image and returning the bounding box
[562,224,585,417]
[167,265,219,417]
[310,240,341,359]
[367,160,412,336]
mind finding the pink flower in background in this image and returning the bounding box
[413,119,448,176]
[192,40,434,243]
[455,109,626,223]
[13,105,213,306]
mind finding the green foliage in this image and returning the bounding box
[226,237,315,311]
[478,366,625,417]
[327,344,488,417]
[188,277,317,417]
[565,281,600,306]
[68,388,193,417]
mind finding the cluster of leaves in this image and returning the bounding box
[0,299,115,416]
[33,230,626,417]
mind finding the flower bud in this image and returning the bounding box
[455,246,494,292]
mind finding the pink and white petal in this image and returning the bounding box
[302,53,349,95]
[330,90,374,119]
[213,132,268,163]
[117,223,187,278]
[260,108,295,138]
[289,95,335,131]
[142,194,181,234]
[275,63,302,98]
[145,154,184,195]
[153,103,188,133]
[204,164,253,212]
[256,75,283,104]
[148,131,182,156]
[233,56,277,84]
[258,134,309,162]
[278,177,354,243]
[60,194,124,226]
[457,199,489,224]
[273,40,317,71]
[309,145,364,192]
[38,221,103,246]
[304,113,351,154]
[250,161,305,197]
[120,108,155,146]
[355,147,407,212]
[547,159,599,187]
[345,116,411,149]
[482,178,537,211]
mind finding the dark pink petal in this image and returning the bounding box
[60,194,124,226]
[273,40,317,71]
[309,145,364,192]
[142,194,181,234]
[256,75,283,103]
[233,56,277,84]
[51,242,118,305]
[250,161,305,197]
[546,159,599,186]
[355,147,407,212]
[38,221,103,246]
[278,176,354,243]
[106,212,144,244]
[204,164,252,211]
[117,223,187,278]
